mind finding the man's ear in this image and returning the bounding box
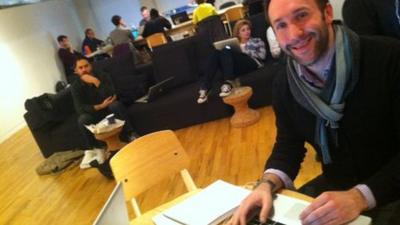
[324,3,334,24]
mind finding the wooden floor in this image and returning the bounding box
[0,106,321,225]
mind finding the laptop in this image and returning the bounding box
[92,182,129,225]
[171,11,190,25]
[247,194,372,225]
[135,76,174,103]
[213,37,241,52]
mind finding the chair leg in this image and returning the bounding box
[180,169,197,192]
[131,198,142,217]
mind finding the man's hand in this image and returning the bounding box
[80,75,101,87]
[95,95,116,111]
[228,183,274,225]
[300,188,368,225]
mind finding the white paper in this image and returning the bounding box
[85,117,125,134]
[161,180,250,225]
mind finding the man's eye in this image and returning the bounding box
[275,23,287,30]
[297,11,308,20]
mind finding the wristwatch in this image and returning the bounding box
[254,178,276,192]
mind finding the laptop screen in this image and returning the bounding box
[171,11,190,25]
[92,182,129,225]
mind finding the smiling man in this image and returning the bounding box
[229,0,400,224]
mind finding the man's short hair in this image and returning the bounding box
[57,35,67,43]
[111,15,121,26]
[264,0,329,23]
[150,8,159,19]
[196,0,206,4]
[72,56,88,69]
[140,6,147,12]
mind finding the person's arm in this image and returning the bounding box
[192,8,199,24]
[71,81,96,114]
[162,17,172,29]
[127,29,135,41]
[229,75,307,225]
[301,41,400,225]
[342,0,378,35]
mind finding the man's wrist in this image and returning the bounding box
[350,188,369,211]
[255,178,276,193]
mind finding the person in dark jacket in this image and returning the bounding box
[229,0,400,225]
[57,35,85,83]
[142,8,172,38]
[71,58,137,149]
[342,0,400,39]
[81,28,110,61]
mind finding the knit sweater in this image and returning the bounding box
[265,35,400,207]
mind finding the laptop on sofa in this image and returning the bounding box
[135,76,174,103]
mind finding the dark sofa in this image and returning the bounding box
[24,13,286,158]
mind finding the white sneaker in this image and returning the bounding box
[80,148,105,169]
[197,89,208,104]
[219,83,232,97]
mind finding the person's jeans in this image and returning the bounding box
[77,100,134,149]
[198,48,259,90]
[298,175,400,224]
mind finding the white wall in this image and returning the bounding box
[154,0,187,13]
[0,0,83,143]
[84,0,142,38]
[331,0,345,20]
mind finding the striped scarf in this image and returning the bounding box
[286,24,360,164]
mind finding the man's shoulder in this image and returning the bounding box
[360,35,400,52]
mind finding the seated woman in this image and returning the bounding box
[192,0,217,25]
[142,8,172,38]
[197,19,266,104]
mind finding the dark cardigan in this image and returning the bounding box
[342,0,400,39]
[265,35,400,207]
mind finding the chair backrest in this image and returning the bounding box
[146,32,167,51]
[112,43,132,59]
[109,130,197,216]
[224,5,244,22]
[219,1,236,10]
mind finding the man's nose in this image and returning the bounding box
[287,24,304,41]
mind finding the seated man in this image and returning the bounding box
[230,0,400,224]
[142,8,172,38]
[57,35,84,83]
[109,15,135,46]
[139,6,150,27]
[71,58,137,149]
[81,28,110,61]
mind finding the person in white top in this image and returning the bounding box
[266,26,281,58]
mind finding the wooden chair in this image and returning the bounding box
[109,130,197,220]
[224,5,244,36]
[146,32,167,51]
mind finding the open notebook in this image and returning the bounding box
[154,180,250,225]
[153,180,372,225]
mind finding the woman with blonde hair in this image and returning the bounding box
[197,19,266,104]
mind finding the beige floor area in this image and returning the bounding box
[0,106,321,225]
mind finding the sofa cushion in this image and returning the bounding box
[128,82,233,134]
[152,36,201,89]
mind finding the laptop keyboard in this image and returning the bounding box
[247,217,286,225]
